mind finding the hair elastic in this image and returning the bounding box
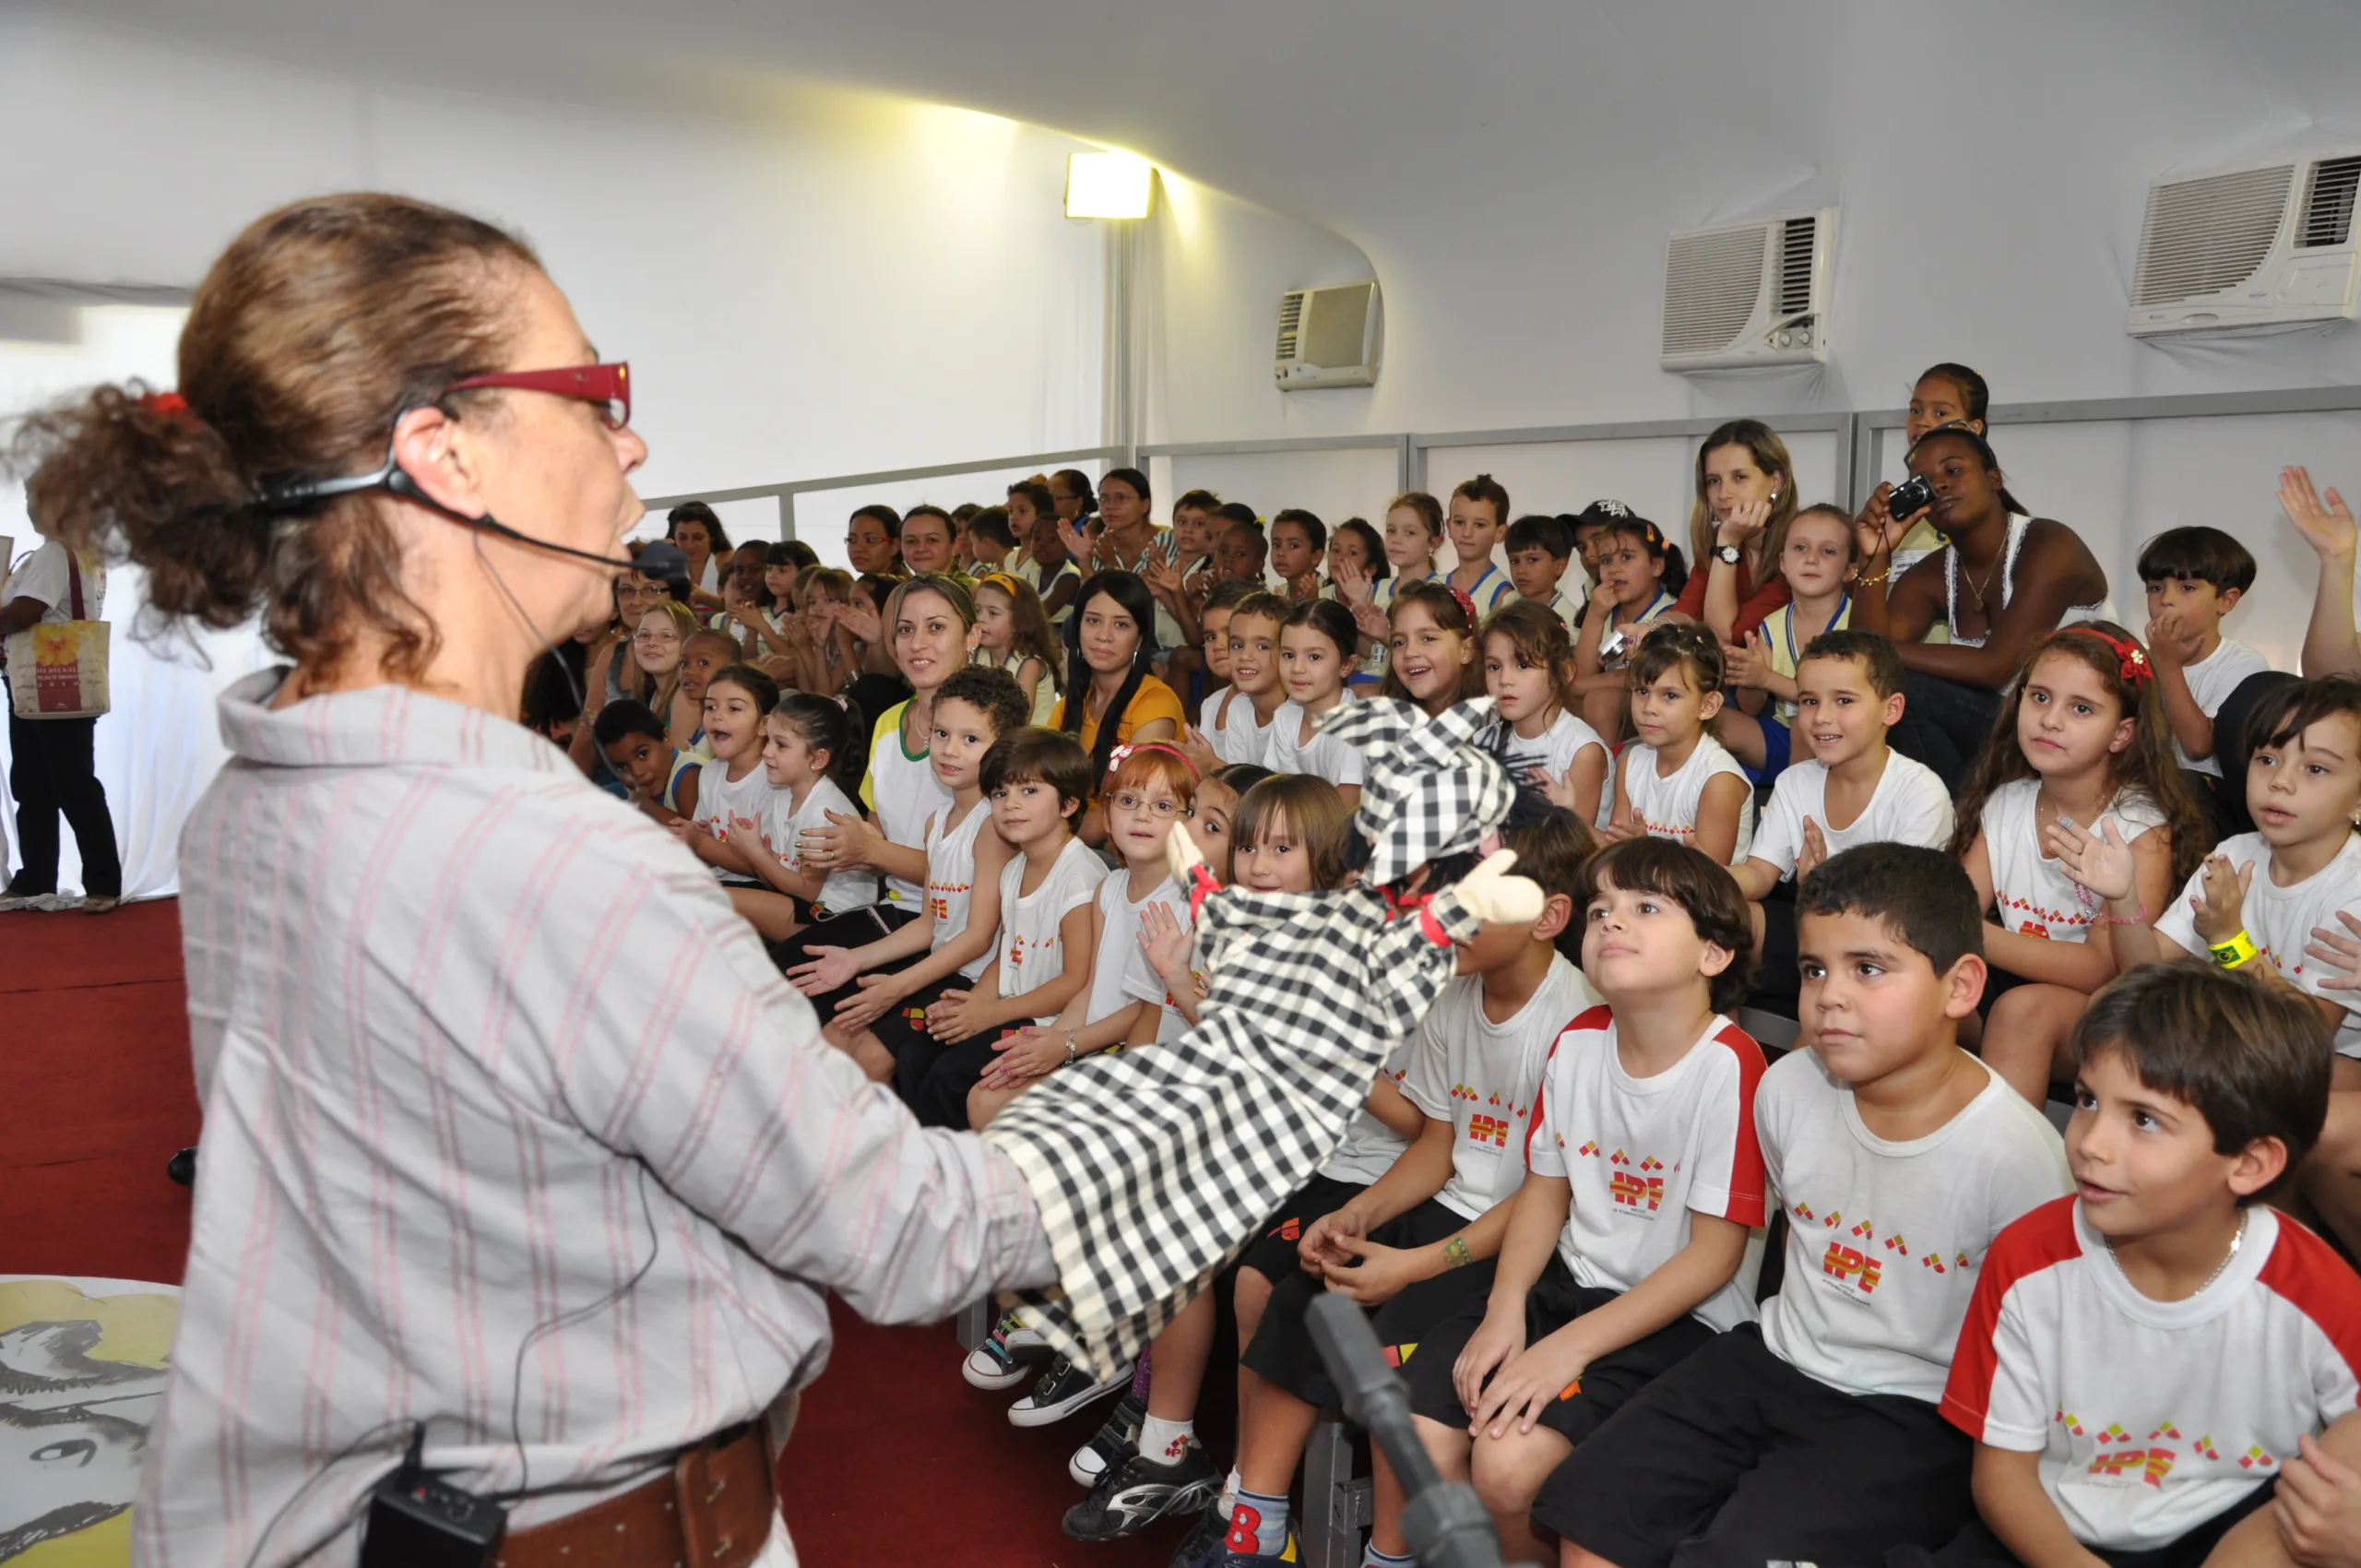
[1107,741,1200,782]
[140,391,191,420]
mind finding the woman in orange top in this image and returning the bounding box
[1054,570,1183,844]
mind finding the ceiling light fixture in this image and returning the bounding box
[1065,152,1155,220]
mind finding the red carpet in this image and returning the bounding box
[1,898,1194,1567]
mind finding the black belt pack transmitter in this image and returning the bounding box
[359,1426,507,1568]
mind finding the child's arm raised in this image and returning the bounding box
[1137,901,1204,1028]
[1469,1211,1750,1440]
[2143,608,2217,764]
[1728,855,1786,903]
[1973,825,2170,992]
[1692,771,1751,867]
[1970,1445,2108,1568]
[2283,467,2361,678]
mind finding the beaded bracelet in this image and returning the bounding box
[2095,902,2148,927]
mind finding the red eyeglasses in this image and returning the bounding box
[446,361,631,429]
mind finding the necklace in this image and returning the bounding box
[1961,552,1999,611]
[2104,1206,2248,1296]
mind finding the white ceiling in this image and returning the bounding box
[64,0,2361,273]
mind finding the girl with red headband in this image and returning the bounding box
[1948,624,2208,1105]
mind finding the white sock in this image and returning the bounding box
[1219,1466,1241,1515]
[1139,1413,1194,1465]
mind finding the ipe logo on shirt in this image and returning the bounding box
[1467,1113,1513,1148]
[1607,1150,1665,1217]
[1820,1240,1883,1296]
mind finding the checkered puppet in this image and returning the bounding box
[982,696,1543,1377]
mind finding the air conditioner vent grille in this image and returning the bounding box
[1275,291,1304,361]
[2299,157,2361,249]
[1661,227,1765,357]
[1774,216,1818,316]
[2133,164,2295,305]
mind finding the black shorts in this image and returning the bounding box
[767,905,919,1018]
[1241,1197,1498,1410]
[866,974,967,1110]
[1406,1255,1716,1447]
[1915,1477,2276,1568]
[1233,1175,1371,1284]
[1533,1322,1974,1568]
[909,1024,1029,1129]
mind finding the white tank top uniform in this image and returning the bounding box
[692,759,777,886]
[2156,832,2361,1057]
[1943,515,2118,647]
[1200,687,1278,766]
[1079,870,1192,1043]
[1980,778,2165,944]
[923,801,995,982]
[760,778,879,920]
[1620,735,1756,862]
[976,647,1060,725]
[994,837,1106,1024]
[1749,751,1954,882]
[1264,694,1368,789]
[863,700,955,908]
[1482,709,1613,829]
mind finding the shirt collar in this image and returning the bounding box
[217,667,575,774]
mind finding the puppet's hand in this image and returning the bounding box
[1168,817,1206,883]
[1454,849,1544,926]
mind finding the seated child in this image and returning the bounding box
[727,693,879,943]
[1537,842,2073,1568]
[1481,599,1611,827]
[1195,589,1288,768]
[2053,675,2361,1257]
[966,742,1197,1129]
[1271,509,1328,603]
[1951,624,2207,1106]
[1930,962,2357,1568]
[786,666,1026,1087]
[673,663,780,885]
[1718,503,1858,780]
[1730,630,1953,998]
[973,571,1064,724]
[1265,600,1370,809]
[594,697,699,826]
[1507,512,1584,640]
[1444,474,1518,617]
[1062,773,1365,1545]
[1395,838,1761,1568]
[677,627,741,758]
[1568,502,1629,621]
[1212,806,1596,1566]
[1380,580,1488,719]
[2139,525,2271,826]
[1606,623,1756,866]
[908,728,1103,1131]
[1574,516,1685,745]
[1216,520,1271,591]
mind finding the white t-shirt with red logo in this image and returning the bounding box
[2154,832,2361,1059]
[1524,1005,1769,1332]
[1944,1198,2361,1552]
[1755,1049,2071,1403]
[1320,1035,1418,1187]
[1401,955,1596,1221]
[1982,778,2166,944]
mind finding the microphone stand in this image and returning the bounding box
[1304,1293,1538,1568]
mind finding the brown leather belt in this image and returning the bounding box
[491,1422,777,1568]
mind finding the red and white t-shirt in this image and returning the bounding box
[1756,1050,2072,1403]
[1944,1198,2361,1552]
[1402,956,1596,1220]
[1525,1005,1768,1331]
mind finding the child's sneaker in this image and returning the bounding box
[1062,1440,1222,1540]
[960,1312,1038,1392]
[1213,1537,1298,1565]
[1007,1352,1133,1427]
[1067,1390,1145,1485]
[1169,1503,1228,1568]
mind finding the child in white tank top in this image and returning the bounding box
[1608,624,1756,866]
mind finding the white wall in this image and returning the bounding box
[0,11,1114,505]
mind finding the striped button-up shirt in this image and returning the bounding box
[136,671,1054,1567]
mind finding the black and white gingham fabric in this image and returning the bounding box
[1326,696,1516,888]
[982,702,1522,1377]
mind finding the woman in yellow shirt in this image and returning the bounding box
[1052,570,1183,844]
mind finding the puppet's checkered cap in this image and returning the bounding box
[1321,696,1514,887]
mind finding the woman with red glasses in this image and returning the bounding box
[8,194,1076,1568]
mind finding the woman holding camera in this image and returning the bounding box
[1850,422,2112,790]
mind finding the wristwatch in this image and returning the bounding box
[1714,543,1743,565]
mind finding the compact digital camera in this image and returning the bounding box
[1887,474,1938,522]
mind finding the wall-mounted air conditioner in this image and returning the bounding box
[1659,208,1833,372]
[1275,279,1381,389]
[2127,148,2361,337]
